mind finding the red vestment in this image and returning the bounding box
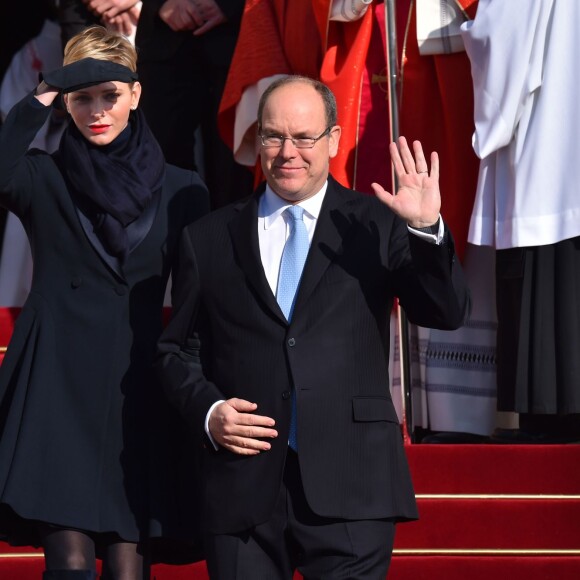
[218,0,479,258]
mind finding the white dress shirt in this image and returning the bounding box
[258,183,327,295]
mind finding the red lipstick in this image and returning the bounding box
[89,125,110,134]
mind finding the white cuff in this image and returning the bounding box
[407,215,445,244]
[205,400,225,451]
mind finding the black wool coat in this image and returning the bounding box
[0,92,209,550]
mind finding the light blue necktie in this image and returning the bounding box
[276,205,309,451]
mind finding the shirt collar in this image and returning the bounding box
[260,181,328,230]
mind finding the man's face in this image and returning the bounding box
[259,82,341,203]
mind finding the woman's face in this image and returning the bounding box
[63,80,141,146]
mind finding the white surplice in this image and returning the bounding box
[461,0,580,250]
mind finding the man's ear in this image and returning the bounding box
[328,125,341,159]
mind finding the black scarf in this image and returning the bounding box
[59,108,165,261]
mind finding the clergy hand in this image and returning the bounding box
[160,0,198,31]
[208,398,278,455]
[371,136,441,229]
[103,6,140,36]
[83,0,138,19]
[191,0,226,36]
[160,0,226,33]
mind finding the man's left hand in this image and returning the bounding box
[371,136,441,229]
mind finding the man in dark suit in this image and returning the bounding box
[156,75,471,579]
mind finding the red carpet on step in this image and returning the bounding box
[1,307,579,578]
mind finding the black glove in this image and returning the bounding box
[41,58,139,93]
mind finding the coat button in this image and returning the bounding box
[114,286,127,296]
[282,391,291,400]
[288,338,296,347]
[70,277,82,289]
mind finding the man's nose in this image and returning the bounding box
[279,137,297,156]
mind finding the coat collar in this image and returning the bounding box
[73,188,161,281]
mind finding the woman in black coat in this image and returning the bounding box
[0,25,209,579]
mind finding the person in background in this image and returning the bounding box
[0,0,57,259]
[156,75,470,579]
[0,10,66,307]
[0,25,209,580]
[135,0,254,209]
[461,0,580,443]
[57,0,141,46]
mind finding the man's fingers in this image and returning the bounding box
[227,397,258,412]
[412,140,429,173]
[209,399,278,454]
[223,443,262,456]
[398,136,418,174]
[227,398,276,426]
[219,432,274,454]
[242,425,278,439]
[388,141,404,176]
[430,151,440,180]
[217,419,278,440]
[370,182,394,207]
[391,136,434,177]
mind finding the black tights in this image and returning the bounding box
[40,525,150,580]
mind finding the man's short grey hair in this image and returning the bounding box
[257,75,338,131]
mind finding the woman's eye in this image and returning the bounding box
[105,93,120,102]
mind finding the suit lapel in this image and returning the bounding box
[229,179,357,325]
[293,178,354,315]
[228,190,287,324]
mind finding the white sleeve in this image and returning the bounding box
[460,0,554,159]
[330,0,373,22]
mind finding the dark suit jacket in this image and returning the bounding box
[156,177,471,535]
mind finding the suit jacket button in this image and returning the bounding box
[114,286,127,296]
[282,391,291,400]
[287,338,296,347]
[71,277,82,289]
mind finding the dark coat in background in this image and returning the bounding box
[0,92,209,558]
[135,0,253,208]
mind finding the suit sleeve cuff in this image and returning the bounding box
[205,400,225,451]
[407,215,444,244]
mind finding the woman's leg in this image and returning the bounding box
[101,540,150,580]
[40,525,97,579]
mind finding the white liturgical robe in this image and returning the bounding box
[461,0,580,250]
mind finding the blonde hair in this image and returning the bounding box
[63,25,137,72]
